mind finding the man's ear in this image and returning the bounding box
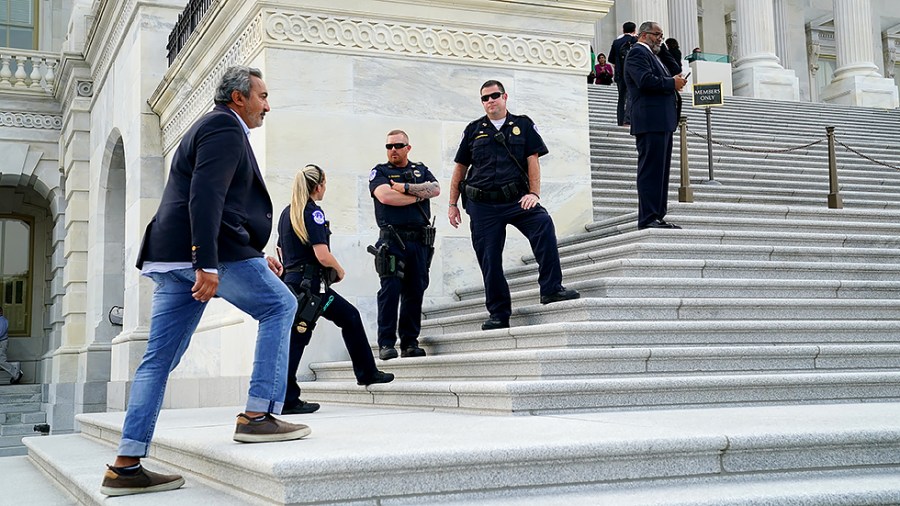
[230,89,245,107]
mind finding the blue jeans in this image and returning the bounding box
[118,257,297,458]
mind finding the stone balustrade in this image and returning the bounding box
[0,49,58,93]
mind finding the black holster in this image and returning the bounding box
[288,282,334,334]
[367,244,404,279]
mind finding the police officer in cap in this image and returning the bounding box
[369,130,440,360]
[449,80,580,331]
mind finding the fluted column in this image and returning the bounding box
[668,0,699,56]
[632,0,669,30]
[822,0,899,107]
[730,0,799,100]
[773,0,790,69]
[832,0,880,79]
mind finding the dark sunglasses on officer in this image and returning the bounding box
[385,143,408,150]
[481,91,503,102]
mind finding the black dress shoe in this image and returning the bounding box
[378,346,398,360]
[481,317,510,331]
[282,401,320,415]
[540,287,581,305]
[10,370,23,384]
[638,220,679,230]
[358,370,395,386]
[658,220,682,229]
[400,345,426,358]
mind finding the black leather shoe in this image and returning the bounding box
[658,220,682,229]
[282,401,320,415]
[378,346,398,360]
[358,370,395,386]
[10,371,23,384]
[540,287,581,305]
[638,220,680,230]
[481,317,510,331]
[401,345,426,358]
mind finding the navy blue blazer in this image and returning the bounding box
[624,43,679,135]
[609,34,637,84]
[136,104,273,270]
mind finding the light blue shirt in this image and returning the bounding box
[0,315,8,342]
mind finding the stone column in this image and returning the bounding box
[773,0,790,69]
[668,0,700,56]
[731,0,799,100]
[632,0,669,30]
[822,0,898,107]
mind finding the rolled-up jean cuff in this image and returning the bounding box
[117,438,149,458]
[247,396,283,415]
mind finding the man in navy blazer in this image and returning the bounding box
[102,66,309,497]
[625,21,688,230]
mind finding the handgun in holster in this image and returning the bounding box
[288,282,334,334]
[367,243,404,279]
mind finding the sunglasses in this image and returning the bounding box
[481,91,503,102]
[385,143,409,150]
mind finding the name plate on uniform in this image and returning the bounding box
[693,82,723,107]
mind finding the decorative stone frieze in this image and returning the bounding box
[262,9,587,70]
[0,111,63,129]
[88,0,138,86]
[76,80,94,97]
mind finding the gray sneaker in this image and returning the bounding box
[100,465,185,496]
[233,413,311,443]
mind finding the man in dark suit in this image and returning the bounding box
[609,21,637,126]
[101,66,309,497]
[625,21,688,230]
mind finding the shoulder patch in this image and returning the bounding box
[312,209,326,225]
[368,168,378,181]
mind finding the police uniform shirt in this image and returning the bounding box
[368,162,437,228]
[277,202,331,283]
[453,113,549,190]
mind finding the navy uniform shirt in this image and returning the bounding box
[368,161,437,229]
[277,202,331,284]
[454,113,549,190]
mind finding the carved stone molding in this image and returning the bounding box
[90,0,138,86]
[0,111,63,129]
[262,9,587,71]
[160,11,264,150]
[76,80,94,97]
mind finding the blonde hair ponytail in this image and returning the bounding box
[289,164,325,244]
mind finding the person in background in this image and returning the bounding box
[0,306,23,384]
[609,21,638,126]
[278,163,394,416]
[594,53,614,85]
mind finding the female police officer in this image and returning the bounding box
[278,164,394,415]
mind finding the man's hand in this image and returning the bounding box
[448,205,462,228]
[519,193,540,210]
[266,255,284,277]
[674,75,687,91]
[192,270,219,302]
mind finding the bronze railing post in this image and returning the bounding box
[678,116,694,203]
[826,126,843,209]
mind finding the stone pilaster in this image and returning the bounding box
[773,0,790,69]
[822,0,899,108]
[632,0,669,29]
[731,0,799,101]
[668,0,699,55]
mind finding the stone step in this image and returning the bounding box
[421,298,900,335]
[31,404,900,504]
[0,455,75,504]
[414,320,900,354]
[0,401,41,415]
[594,178,900,200]
[313,344,900,382]
[1,422,44,436]
[24,433,256,505]
[298,371,900,413]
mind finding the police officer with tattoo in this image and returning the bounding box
[369,130,441,360]
[449,80,580,331]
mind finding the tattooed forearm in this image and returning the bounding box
[404,181,441,199]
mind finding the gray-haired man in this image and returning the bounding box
[101,66,309,497]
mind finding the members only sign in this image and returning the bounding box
[693,82,723,107]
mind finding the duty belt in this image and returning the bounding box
[379,227,435,246]
[463,181,527,204]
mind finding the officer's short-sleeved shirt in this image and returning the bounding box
[368,161,437,228]
[277,202,331,278]
[453,113,549,190]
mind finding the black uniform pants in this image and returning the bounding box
[284,279,378,408]
[635,130,674,227]
[376,239,430,349]
[616,80,629,126]
[466,200,563,321]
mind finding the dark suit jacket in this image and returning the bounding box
[624,43,679,135]
[609,34,637,84]
[136,104,273,270]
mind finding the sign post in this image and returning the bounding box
[693,82,723,185]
